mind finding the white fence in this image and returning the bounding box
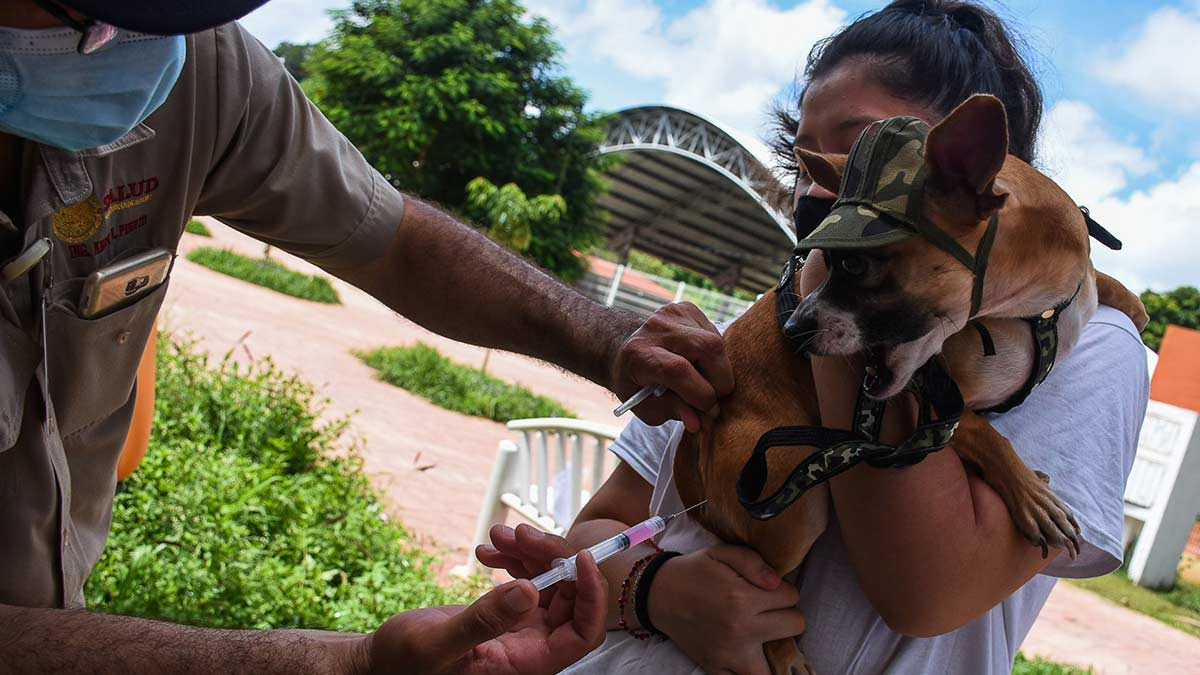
[1123,398,1200,588]
[577,261,754,325]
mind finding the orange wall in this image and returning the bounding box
[1150,325,1200,413]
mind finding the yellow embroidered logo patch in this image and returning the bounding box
[51,196,104,244]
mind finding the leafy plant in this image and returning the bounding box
[1013,653,1092,674]
[87,339,471,630]
[303,0,612,281]
[1140,285,1200,351]
[466,177,566,252]
[355,342,573,422]
[187,247,340,304]
[184,219,212,237]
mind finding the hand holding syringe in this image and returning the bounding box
[531,500,707,591]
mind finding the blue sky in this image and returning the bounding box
[242,0,1200,292]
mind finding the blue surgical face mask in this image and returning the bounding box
[0,27,185,152]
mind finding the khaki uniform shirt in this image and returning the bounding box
[0,23,405,609]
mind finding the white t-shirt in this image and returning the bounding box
[564,306,1148,675]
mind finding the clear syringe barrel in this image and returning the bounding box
[530,515,667,591]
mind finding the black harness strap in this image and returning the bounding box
[736,358,964,520]
[977,281,1082,415]
[739,259,965,521]
[1081,206,1123,251]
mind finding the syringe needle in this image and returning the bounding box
[666,499,707,522]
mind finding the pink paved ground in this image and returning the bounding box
[166,219,1199,673]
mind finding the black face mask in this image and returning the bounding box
[792,195,835,240]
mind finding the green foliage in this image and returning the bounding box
[356,342,573,422]
[273,41,315,81]
[187,248,340,304]
[1140,286,1200,351]
[1013,653,1092,674]
[184,219,212,237]
[304,0,611,281]
[466,177,567,252]
[1070,570,1200,638]
[87,339,470,630]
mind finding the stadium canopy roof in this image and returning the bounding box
[595,105,796,294]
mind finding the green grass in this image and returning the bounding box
[1070,570,1200,638]
[355,342,574,423]
[1013,652,1092,674]
[184,219,212,237]
[186,247,340,304]
[87,338,474,631]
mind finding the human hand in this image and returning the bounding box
[648,545,806,675]
[360,525,604,675]
[608,302,734,432]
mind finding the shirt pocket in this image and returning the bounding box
[0,318,39,451]
[45,279,168,439]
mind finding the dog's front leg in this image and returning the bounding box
[952,411,1081,558]
[763,568,814,675]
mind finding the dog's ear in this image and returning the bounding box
[796,148,844,195]
[925,94,1009,211]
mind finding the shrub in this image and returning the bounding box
[1013,653,1092,674]
[355,343,573,422]
[186,248,340,304]
[184,219,212,237]
[87,339,470,631]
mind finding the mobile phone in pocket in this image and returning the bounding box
[78,249,174,319]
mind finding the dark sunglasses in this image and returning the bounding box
[32,0,119,55]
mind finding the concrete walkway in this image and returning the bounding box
[165,219,1200,674]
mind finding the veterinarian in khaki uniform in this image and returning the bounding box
[0,1,732,671]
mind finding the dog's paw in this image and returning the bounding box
[764,637,815,675]
[1007,472,1081,559]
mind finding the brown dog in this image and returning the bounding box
[674,95,1148,674]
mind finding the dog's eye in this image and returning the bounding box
[839,255,868,277]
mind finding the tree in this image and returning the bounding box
[1140,286,1200,351]
[273,41,314,82]
[303,0,611,280]
[465,177,567,252]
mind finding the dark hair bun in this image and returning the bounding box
[778,0,1043,164]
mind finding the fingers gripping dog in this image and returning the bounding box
[673,95,1147,675]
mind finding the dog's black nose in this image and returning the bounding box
[782,304,819,350]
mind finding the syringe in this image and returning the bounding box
[613,384,667,417]
[531,500,707,591]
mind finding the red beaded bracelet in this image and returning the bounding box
[618,548,661,640]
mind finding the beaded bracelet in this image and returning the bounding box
[618,552,659,640]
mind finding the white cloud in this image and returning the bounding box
[1100,2,1200,114]
[1089,163,1200,292]
[240,0,346,48]
[1039,100,1155,207]
[526,0,846,163]
[1040,100,1196,291]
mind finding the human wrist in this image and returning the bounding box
[645,555,685,637]
[337,631,375,675]
[634,551,681,638]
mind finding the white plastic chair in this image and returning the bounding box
[452,417,622,577]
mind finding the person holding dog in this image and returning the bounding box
[0,0,736,672]
[558,2,1149,673]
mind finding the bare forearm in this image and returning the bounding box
[0,604,363,674]
[342,198,639,388]
[566,518,659,630]
[811,355,1050,634]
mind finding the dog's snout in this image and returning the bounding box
[783,304,819,344]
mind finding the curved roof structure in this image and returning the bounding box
[596,105,795,293]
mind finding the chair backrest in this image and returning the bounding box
[505,417,622,531]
